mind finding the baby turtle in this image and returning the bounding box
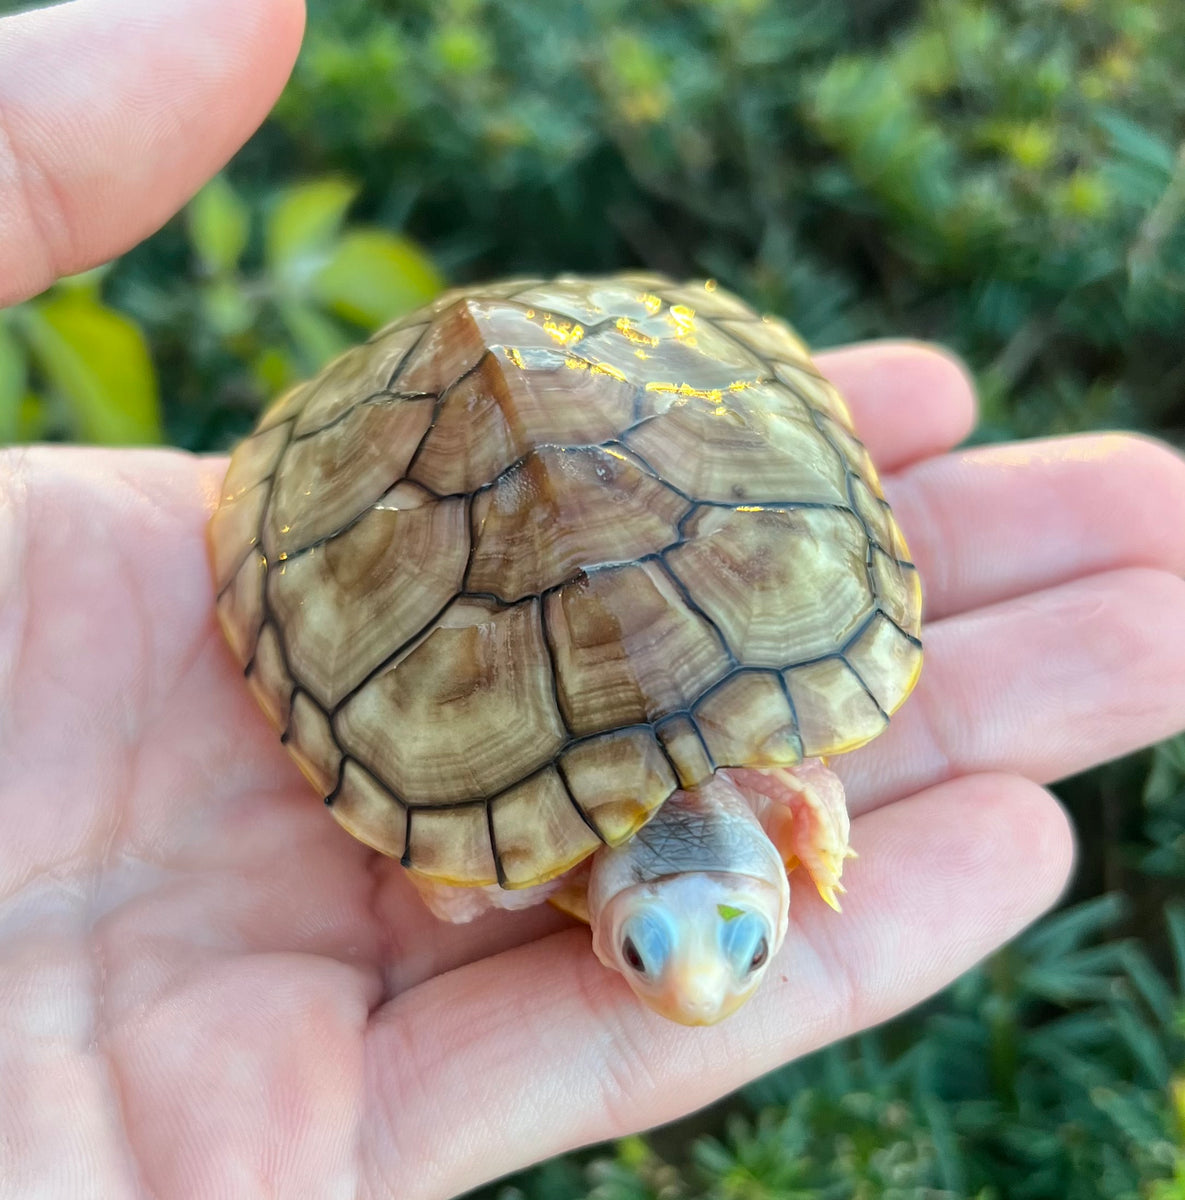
[208,273,922,1024]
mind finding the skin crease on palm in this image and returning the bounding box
[1,3,1184,1199]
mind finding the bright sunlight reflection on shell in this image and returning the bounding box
[208,273,923,890]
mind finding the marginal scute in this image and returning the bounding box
[783,657,888,757]
[208,480,269,592]
[818,412,875,481]
[694,671,802,769]
[872,548,923,631]
[246,624,293,732]
[215,550,266,665]
[883,508,913,564]
[331,761,407,859]
[334,598,566,805]
[850,475,892,547]
[716,315,811,363]
[560,728,676,845]
[293,323,427,437]
[773,360,856,431]
[406,803,497,886]
[468,446,689,601]
[255,380,310,433]
[286,692,341,795]
[491,769,601,888]
[264,398,435,560]
[546,561,730,735]
[221,423,290,503]
[269,494,467,707]
[655,714,715,789]
[845,613,923,716]
[667,506,873,666]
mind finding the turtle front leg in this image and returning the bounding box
[725,760,854,911]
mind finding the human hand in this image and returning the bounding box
[3,2,1185,1198]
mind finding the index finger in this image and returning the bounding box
[816,340,978,473]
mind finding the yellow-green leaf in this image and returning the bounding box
[18,294,162,445]
[266,178,358,285]
[311,229,444,328]
[0,319,27,443]
[189,175,251,275]
[200,277,257,337]
[277,299,352,377]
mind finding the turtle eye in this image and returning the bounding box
[749,936,769,973]
[622,936,646,975]
[619,911,672,979]
[719,910,770,977]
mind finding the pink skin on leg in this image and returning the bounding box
[727,759,854,910]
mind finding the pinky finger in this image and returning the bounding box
[360,772,1074,1200]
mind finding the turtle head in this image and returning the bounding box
[591,872,786,1025]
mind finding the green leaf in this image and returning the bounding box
[200,277,257,338]
[0,318,27,443]
[188,175,251,275]
[276,299,352,377]
[311,229,443,327]
[265,178,358,286]
[17,293,162,445]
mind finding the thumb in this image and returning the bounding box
[0,0,305,307]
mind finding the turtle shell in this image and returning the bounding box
[208,273,922,889]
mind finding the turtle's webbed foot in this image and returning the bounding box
[725,761,853,911]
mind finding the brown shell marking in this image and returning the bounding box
[210,274,922,889]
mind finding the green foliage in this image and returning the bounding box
[1145,737,1185,881]
[1,0,1183,1194]
[263,0,1184,442]
[138,173,441,448]
[4,271,162,445]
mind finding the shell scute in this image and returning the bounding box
[624,384,848,504]
[559,727,677,845]
[546,561,731,735]
[293,323,428,438]
[268,492,468,707]
[693,671,803,770]
[666,506,873,667]
[467,446,688,602]
[491,769,601,888]
[334,598,567,806]
[263,398,435,560]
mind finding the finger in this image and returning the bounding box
[842,567,1185,813]
[814,341,977,473]
[361,772,1072,1200]
[0,0,305,306]
[885,433,1185,621]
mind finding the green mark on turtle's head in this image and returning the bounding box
[717,903,744,922]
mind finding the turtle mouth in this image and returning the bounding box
[649,983,757,1027]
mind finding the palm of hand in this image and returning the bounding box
[4,371,1185,1197]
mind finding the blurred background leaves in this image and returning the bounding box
[2,0,1183,1195]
